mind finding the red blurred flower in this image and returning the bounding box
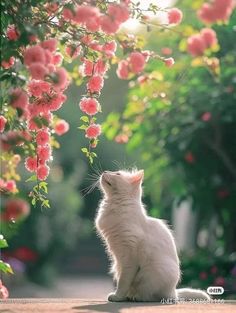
[201,112,212,121]
[214,276,225,286]
[4,198,30,221]
[13,247,38,262]
[199,271,208,280]
[184,152,195,163]
[217,189,230,199]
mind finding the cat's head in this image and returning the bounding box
[100,169,144,198]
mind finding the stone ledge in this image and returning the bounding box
[0,299,235,313]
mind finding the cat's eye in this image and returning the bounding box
[116,173,121,175]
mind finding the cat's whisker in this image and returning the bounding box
[80,180,99,197]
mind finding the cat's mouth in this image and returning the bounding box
[102,175,112,186]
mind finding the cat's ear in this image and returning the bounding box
[131,170,144,184]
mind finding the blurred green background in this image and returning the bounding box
[1,0,236,300]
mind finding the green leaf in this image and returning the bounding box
[81,148,88,153]
[42,200,50,208]
[80,116,89,123]
[26,175,37,182]
[32,197,36,206]
[0,237,8,249]
[0,260,14,274]
[39,182,48,193]
[78,125,87,130]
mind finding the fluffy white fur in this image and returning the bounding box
[95,169,210,302]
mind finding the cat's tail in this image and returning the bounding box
[176,288,211,301]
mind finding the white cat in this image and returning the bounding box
[95,169,210,302]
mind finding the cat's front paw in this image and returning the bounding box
[108,292,126,302]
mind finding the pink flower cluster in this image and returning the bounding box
[187,28,218,57]
[198,0,235,24]
[6,38,70,181]
[0,179,17,193]
[117,51,149,79]
[78,53,112,141]
[63,3,130,34]
[6,24,19,41]
[1,57,15,69]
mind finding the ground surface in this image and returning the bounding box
[0,299,236,313]
[8,276,113,298]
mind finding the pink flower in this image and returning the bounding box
[137,75,148,84]
[24,45,46,66]
[168,8,183,25]
[164,57,175,67]
[10,88,29,110]
[62,8,74,21]
[25,156,38,172]
[201,112,212,121]
[187,34,206,57]
[198,0,234,24]
[103,41,117,57]
[81,58,107,77]
[0,280,9,299]
[37,164,50,181]
[6,24,19,41]
[53,53,63,65]
[45,3,58,14]
[79,97,100,116]
[129,52,146,74]
[28,62,48,80]
[81,59,93,76]
[37,145,51,161]
[115,134,129,144]
[44,49,53,64]
[48,93,67,111]
[52,68,69,91]
[94,59,108,76]
[36,129,50,146]
[116,60,129,79]
[87,76,104,93]
[86,17,101,32]
[89,42,103,52]
[41,38,57,52]
[54,120,70,135]
[161,47,173,56]
[5,180,17,193]
[200,28,218,48]
[47,64,55,73]
[1,57,15,69]
[100,15,120,34]
[108,3,130,23]
[75,5,100,23]
[29,35,38,43]
[28,80,51,97]
[85,124,101,139]
[65,45,81,59]
[0,116,7,132]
